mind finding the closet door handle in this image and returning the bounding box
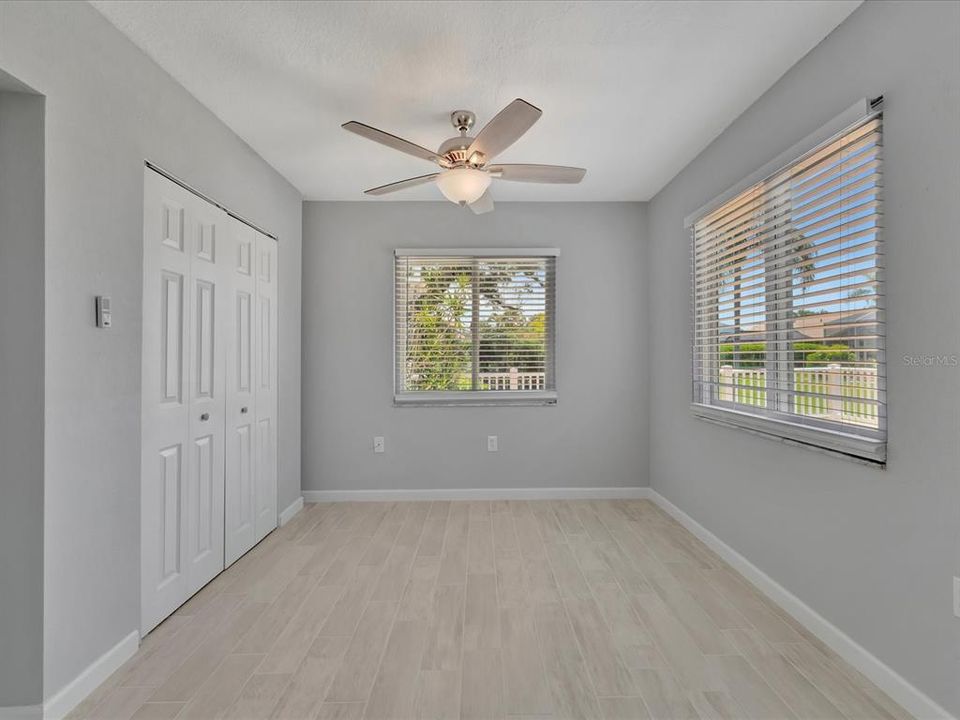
[199,413,210,422]
[240,407,248,414]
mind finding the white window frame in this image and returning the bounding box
[686,98,887,464]
[393,248,559,407]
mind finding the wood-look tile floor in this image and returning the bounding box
[69,500,913,720]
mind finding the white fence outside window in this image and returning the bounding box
[718,365,878,426]
[479,369,546,391]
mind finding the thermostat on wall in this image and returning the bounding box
[95,296,112,328]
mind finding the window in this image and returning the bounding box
[394,249,557,405]
[691,111,885,463]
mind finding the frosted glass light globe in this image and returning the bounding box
[436,167,492,204]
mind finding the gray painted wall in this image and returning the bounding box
[0,88,45,707]
[0,1,303,699]
[646,1,960,714]
[302,202,648,493]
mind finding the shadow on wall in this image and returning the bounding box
[0,68,45,710]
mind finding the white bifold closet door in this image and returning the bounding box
[223,219,278,566]
[141,169,278,633]
[223,219,257,567]
[253,227,278,542]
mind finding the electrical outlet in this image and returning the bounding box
[954,576,960,618]
[487,435,498,452]
[373,436,385,453]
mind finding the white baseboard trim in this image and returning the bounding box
[0,706,41,720]
[278,495,304,526]
[302,486,649,503]
[42,630,139,720]
[647,489,954,720]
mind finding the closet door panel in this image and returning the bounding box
[141,171,192,632]
[254,232,278,541]
[224,219,258,566]
[183,195,227,596]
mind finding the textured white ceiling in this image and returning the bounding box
[91,0,860,201]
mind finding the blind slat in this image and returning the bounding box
[696,118,881,229]
[695,142,881,249]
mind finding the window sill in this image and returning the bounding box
[690,403,886,465]
[395,391,558,407]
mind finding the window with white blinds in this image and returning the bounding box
[691,112,885,462]
[394,249,557,405]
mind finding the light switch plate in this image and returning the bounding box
[95,295,112,328]
[953,576,960,618]
[373,436,385,453]
[487,435,498,452]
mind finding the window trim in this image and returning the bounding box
[687,99,887,464]
[394,390,559,408]
[690,404,885,463]
[393,248,559,407]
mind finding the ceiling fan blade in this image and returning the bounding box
[468,189,494,214]
[488,164,586,184]
[364,173,439,196]
[343,121,448,166]
[466,99,542,165]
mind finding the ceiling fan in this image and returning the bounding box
[342,99,586,214]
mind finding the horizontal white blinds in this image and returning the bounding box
[691,114,885,460]
[395,253,556,397]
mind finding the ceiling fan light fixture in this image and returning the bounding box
[436,167,491,205]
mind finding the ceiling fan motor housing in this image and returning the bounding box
[440,110,484,166]
[438,135,475,165]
